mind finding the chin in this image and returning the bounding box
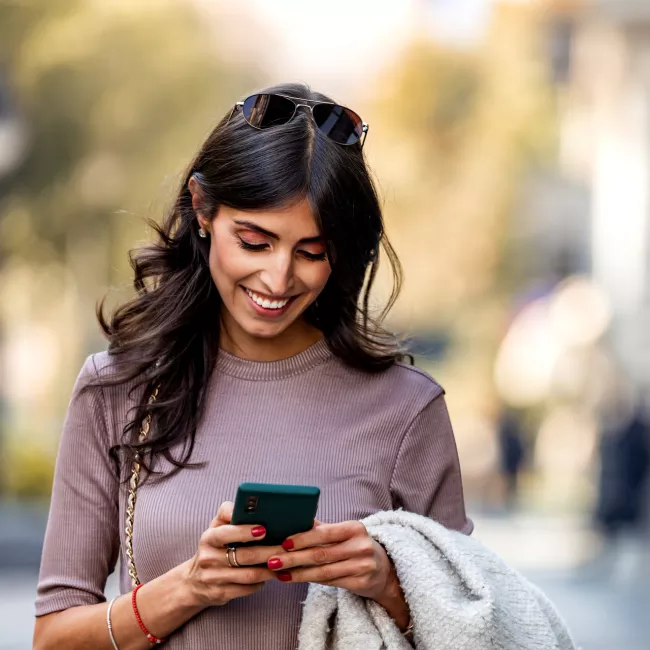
[246,328,286,340]
[242,320,290,340]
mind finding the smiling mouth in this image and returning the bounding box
[242,286,298,311]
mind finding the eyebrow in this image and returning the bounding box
[233,220,323,244]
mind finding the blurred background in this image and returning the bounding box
[1,0,649,648]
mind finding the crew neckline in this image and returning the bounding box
[215,338,333,381]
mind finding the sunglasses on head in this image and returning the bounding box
[229,93,369,147]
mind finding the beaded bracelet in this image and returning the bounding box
[132,584,166,645]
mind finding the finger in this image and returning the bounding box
[230,544,285,567]
[267,536,373,571]
[210,501,234,527]
[224,582,266,601]
[218,567,277,585]
[201,523,267,548]
[276,558,374,584]
[283,520,366,552]
[198,566,276,586]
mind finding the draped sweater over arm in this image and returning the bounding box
[36,339,472,650]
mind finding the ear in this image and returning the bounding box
[188,175,211,232]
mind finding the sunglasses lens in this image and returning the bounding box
[242,93,296,129]
[312,104,363,145]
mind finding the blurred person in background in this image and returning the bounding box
[497,407,527,509]
[594,390,650,540]
[32,83,472,650]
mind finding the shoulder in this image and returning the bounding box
[323,356,445,412]
[73,350,141,417]
[86,349,123,380]
[80,349,145,389]
[72,352,103,390]
[69,351,118,417]
[72,350,148,445]
[391,360,445,400]
[71,350,116,381]
[71,351,120,399]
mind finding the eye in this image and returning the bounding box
[299,250,327,262]
[237,236,268,252]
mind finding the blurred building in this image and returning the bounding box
[543,0,650,526]
[549,0,650,389]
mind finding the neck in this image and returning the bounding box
[219,315,324,362]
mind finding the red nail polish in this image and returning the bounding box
[251,526,266,538]
[282,539,294,551]
[267,558,283,570]
[277,571,292,582]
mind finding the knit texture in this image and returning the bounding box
[298,510,577,650]
[36,340,472,649]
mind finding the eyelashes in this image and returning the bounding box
[237,239,267,252]
[237,238,327,262]
[300,251,328,262]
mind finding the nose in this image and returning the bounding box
[258,250,294,297]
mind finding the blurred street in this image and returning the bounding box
[473,514,650,650]
[2,510,649,650]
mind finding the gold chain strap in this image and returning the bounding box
[125,387,159,587]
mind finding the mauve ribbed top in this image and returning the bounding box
[35,339,472,649]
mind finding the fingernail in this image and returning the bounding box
[277,571,292,582]
[251,526,266,538]
[267,558,283,570]
[282,539,294,551]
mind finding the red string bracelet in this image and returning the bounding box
[132,584,166,645]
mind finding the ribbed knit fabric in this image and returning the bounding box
[35,339,472,649]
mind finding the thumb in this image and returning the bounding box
[210,501,234,527]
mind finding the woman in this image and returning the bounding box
[33,83,472,650]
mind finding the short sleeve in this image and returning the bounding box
[35,355,120,616]
[390,393,473,534]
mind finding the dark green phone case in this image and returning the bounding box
[231,482,320,547]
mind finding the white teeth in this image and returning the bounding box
[245,289,290,310]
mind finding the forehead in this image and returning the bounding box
[216,197,320,237]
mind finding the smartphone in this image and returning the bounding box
[231,482,320,547]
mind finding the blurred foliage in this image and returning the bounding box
[2,436,55,498]
[370,3,557,418]
[0,0,261,496]
[0,0,258,278]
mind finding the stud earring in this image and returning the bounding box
[198,227,207,238]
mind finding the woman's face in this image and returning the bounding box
[200,196,332,341]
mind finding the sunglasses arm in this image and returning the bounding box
[360,123,369,149]
[227,102,244,124]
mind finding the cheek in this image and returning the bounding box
[208,241,251,289]
[303,263,332,293]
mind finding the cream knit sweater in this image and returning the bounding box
[298,510,577,650]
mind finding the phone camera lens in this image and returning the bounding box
[245,496,258,512]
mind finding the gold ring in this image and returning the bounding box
[225,547,233,568]
[228,546,241,568]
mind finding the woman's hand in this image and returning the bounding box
[266,520,405,612]
[181,501,282,608]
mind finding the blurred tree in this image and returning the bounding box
[370,3,556,418]
[0,0,257,281]
[0,0,260,496]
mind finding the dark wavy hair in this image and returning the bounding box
[97,82,405,476]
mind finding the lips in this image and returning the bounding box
[245,288,291,310]
[241,286,297,318]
